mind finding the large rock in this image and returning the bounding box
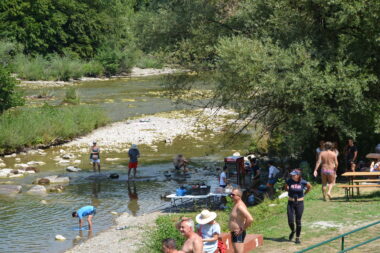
[14,163,28,168]
[27,185,47,195]
[0,168,13,178]
[27,161,46,166]
[66,166,81,172]
[0,185,22,195]
[26,167,39,173]
[43,175,70,184]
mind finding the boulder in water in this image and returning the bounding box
[27,185,47,195]
[38,178,50,185]
[66,166,81,172]
[0,185,22,196]
[26,167,39,173]
[55,235,66,241]
[109,173,119,179]
[43,175,70,184]
[49,185,65,193]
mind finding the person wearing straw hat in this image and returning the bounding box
[128,144,140,179]
[196,210,221,253]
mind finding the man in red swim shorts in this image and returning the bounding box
[128,144,140,179]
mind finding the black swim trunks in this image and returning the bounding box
[231,230,246,243]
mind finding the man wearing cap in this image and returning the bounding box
[196,210,221,253]
[72,205,96,230]
[128,144,140,179]
[177,218,203,253]
[228,188,254,253]
[90,141,100,173]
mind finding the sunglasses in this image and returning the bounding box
[230,193,236,197]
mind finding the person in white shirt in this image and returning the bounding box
[219,167,228,188]
[196,210,221,253]
[267,161,280,198]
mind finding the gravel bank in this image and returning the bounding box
[65,211,163,253]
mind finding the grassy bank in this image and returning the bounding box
[139,185,380,253]
[0,104,108,154]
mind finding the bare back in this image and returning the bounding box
[319,150,338,170]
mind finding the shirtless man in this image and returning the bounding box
[177,218,203,253]
[228,188,254,253]
[314,141,338,201]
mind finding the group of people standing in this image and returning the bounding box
[163,188,253,253]
[89,141,140,179]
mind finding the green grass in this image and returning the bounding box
[0,104,108,154]
[139,185,380,253]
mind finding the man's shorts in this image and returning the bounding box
[91,159,100,164]
[231,230,246,243]
[129,162,138,169]
[267,178,277,185]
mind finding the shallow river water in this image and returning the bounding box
[0,77,249,253]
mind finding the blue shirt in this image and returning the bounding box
[77,206,95,219]
[197,223,221,253]
[287,178,308,199]
[128,149,140,163]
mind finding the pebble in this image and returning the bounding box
[40,200,48,204]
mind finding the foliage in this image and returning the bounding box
[0,39,23,68]
[135,53,164,69]
[62,87,80,105]
[0,104,108,154]
[0,0,136,58]
[0,66,24,113]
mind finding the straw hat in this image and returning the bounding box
[196,210,217,225]
[232,152,241,157]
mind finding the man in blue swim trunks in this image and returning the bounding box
[72,205,96,230]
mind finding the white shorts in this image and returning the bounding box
[91,159,100,163]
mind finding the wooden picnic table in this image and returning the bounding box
[341,172,380,199]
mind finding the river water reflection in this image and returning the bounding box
[0,77,249,253]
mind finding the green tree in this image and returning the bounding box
[0,66,24,113]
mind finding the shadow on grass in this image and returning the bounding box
[264,236,289,242]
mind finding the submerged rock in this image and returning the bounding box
[49,185,65,193]
[37,178,50,185]
[27,185,47,195]
[0,185,22,195]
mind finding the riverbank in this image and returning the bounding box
[18,67,184,88]
[65,211,163,253]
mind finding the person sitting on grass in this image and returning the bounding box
[176,217,203,253]
[162,238,180,253]
[196,210,221,253]
[286,169,312,244]
[72,205,96,230]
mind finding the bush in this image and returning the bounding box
[14,54,48,80]
[96,46,137,76]
[0,104,108,154]
[62,87,80,105]
[135,54,164,69]
[83,60,104,77]
[0,66,24,113]
[0,40,23,68]
[48,55,84,81]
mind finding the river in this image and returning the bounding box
[0,76,249,253]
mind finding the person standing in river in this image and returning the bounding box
[314,142,338,201]
[128,144,140,179]
[286,169,312,244]
[228,188,254,253]
[90,141,100,173]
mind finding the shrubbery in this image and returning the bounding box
[0,66,24,113]
[0,104,108,154]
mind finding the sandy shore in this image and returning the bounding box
[18,67,184,88]
[65,211,163,253]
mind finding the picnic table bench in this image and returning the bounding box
[339,172,380,200]
[166,193,227,210]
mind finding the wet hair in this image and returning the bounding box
[162,238,176,249]
[72,211,77,217]
[324,141,333,150]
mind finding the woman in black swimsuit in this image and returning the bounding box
[286,169,312,244]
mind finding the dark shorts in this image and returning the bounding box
[129,162,138,169]
[220,185,226,188]
[267,178,277,185]
[231,230,246,243]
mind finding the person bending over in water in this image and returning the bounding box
[286,169,312,244]
[228,188,254,253]
[90,141,100,173]
[72,205,96,230]
[314,141,338,201]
